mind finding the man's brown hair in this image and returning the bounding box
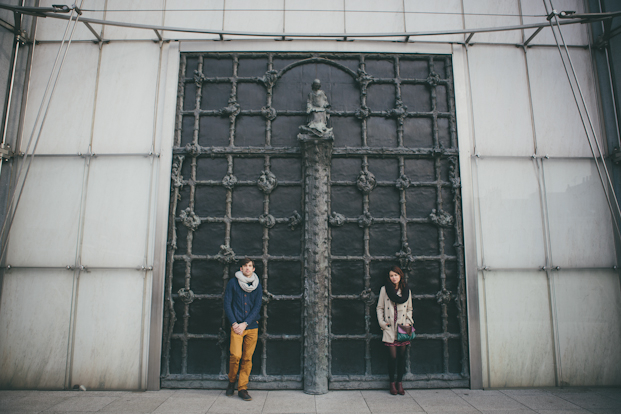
[240,257,254,267]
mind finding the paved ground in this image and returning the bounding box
[0,387,620,414]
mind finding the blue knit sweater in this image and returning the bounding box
[223,276,262,330]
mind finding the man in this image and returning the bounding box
[223,258,262,401]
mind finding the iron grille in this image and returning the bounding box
[162,52,468,389]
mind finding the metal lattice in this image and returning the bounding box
[162,52,468,389]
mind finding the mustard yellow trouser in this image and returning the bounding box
[228,327,258,390]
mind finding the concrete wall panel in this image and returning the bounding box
[223,0,284,38]
[35,0,105,42]
[103,0,165,41]
[80,156,153,268]
[521,0,589,46]
[70,269,147,390]
[285,0,344,35]
[404,0,463,43]
[0,270,73,389]
[345,0,404,41]
[164,0,224,40]
[468,45,535,156]
[463,0,522,44]
[475,158,546,269]
[528,47,603,157]
[554,270,621,386]
[482,271,556,387]
[21,42,99,155]
[91,42,161,154]
[543,159,616,268]
[6,158,85,267]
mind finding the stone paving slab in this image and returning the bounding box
[459,394,531,411]
[262,390,316,413]
[509,394,583,411]
[207,390,268,413]
[361,390,424,413]
[595,388,621,401]
[501,389,559,396]
[587,409,621,414]
[315,390,371,413]
[552,392,621,410]
[421,409,481,414]
[99,394,170,413]
[478,410,537,414]
[152,395,219,413]
[0,394,70,413]
[44,396,117,412]
[0,388,619,413]
[406,389,476,411]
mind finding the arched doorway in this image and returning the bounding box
[161,52,468,391]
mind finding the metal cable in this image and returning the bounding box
[0,5,82,264]
[549,1,620,199]
[83,9,546,17]
[544,0,621,241]
[32,10,589,40]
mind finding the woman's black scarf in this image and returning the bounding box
[385,280,410,304]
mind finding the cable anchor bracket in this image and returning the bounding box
[546,10,559,21]
[0,144,15,160]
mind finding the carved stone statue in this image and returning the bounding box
[300,79,333,137]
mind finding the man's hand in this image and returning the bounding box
[232,322,248,335]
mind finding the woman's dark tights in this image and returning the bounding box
[387,345,406,383]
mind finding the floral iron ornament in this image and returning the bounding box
[429,209,454,228]
[171,155,185,189]
[258,170,278,194]
[396,242,415,271]
[329,212,346,227]
[177,288,195,304]
[222,173,237,190]
[357,170,377,194]
[288,211,303,230]
[216,245,236,265]
[179,208,201,230]
[259,214,276,229]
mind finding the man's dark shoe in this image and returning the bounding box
[238,389,252,401]
[225,381,236,397]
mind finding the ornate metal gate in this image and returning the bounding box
[162,52,468,390]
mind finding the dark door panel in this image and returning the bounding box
[162,52,468,390]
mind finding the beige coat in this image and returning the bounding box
[376,286,414,343]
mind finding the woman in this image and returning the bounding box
[376,266,413,395]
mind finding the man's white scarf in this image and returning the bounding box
[235,271,259,293]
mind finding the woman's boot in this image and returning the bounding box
[389,382,397,395]
[396,382,405,395]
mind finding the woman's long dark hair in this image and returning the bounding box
[387,265,407,292]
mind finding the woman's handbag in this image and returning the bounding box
[397,324,415,341]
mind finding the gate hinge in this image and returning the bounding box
[0,144,15,160]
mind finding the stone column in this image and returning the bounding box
[299,132,333,395]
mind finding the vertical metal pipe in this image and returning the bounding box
[1,34,19,148]
[161,54,186,380]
